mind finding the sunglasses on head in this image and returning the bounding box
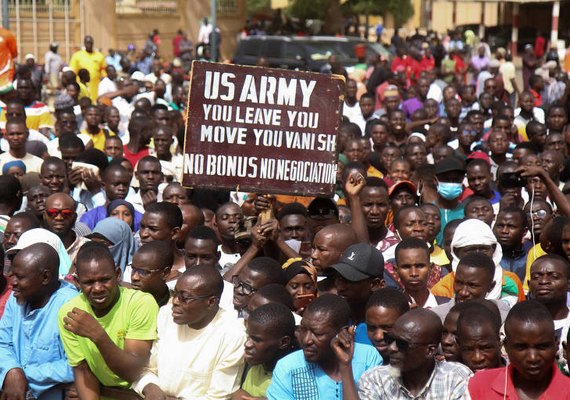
[45,208,75,218]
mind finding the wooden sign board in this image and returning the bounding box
[182,61,345,196]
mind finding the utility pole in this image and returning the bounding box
[2,0,9,29]
[211,0,217,62]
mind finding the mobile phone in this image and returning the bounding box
[499,172,526,188]
[296,293,315,309]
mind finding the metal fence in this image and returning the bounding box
[116,0,178,14]
[7,0,84,63]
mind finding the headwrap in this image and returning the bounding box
[7,228,72,276]
[91,218,137,272]
[107,199,136,229]
[2,160,26,175]
[450,218,503,301]
[282,258,318,286]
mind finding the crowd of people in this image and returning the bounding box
[0,20,569,399]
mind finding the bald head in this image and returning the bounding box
[396,308,443,344]
[180,204,205,229]
[317,223,358,249]
[14,243,59,277]
[45,192,75,209]
[179,264,224,298]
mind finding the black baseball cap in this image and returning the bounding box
[435,156,465,175]
[329,243,384,281]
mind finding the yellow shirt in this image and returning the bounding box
[0,101,54,130]
[58,288,158,388]
[367,164,384,179]
[523,243,547,293]
[242,364,272,397]
[81,127,114,151]
[69,49,107,101]
[430,244,450,267]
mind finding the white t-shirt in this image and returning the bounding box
[0,151,43,174]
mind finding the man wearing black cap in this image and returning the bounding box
[433,156,466,245]
[329,243,385,346]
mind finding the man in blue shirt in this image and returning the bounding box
[267,294,382,399]
[0,243,77,399]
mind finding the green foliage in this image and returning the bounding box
[286,0,414,29]
[246,0,272,16]
[347,0,414,28]
[288,0,332,20]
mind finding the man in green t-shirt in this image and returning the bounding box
[58,242,158,399]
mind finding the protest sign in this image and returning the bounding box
[182,61,345,196]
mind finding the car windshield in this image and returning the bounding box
[302,41,350,61]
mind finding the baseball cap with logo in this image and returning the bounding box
[329,243,384,282]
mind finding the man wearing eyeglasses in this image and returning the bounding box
[358,308,472,399]
[130,241,172,307]
[132,265,246,399]
[232,257,287,317]
[44,193,90,265]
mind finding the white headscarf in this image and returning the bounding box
[450,219,503,301]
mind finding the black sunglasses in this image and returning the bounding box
[384,332,432,352]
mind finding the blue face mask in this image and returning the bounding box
[437,182,463,200]
[107,155,114,162]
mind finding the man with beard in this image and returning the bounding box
[357,309,472,399]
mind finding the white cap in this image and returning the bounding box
[7,228,63,254]
[25,53,34,61]
[131,71,145,81]
[6,228,72,276]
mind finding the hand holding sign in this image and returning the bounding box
[183,61,345,197]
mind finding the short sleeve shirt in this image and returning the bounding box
[242,364,272,397]
[58,287,158,388]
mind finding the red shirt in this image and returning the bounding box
[122,145,150,168]
[468,364,570,399]
[531,88,543,107]
[420,55,435,71]
[391,56,409,73]
[535,36,546,58]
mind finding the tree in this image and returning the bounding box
[347,0,414,28]
[288,0,342,35]
[246,0,272,17]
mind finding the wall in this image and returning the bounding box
[432,1,498,33]
[114,13,182,59]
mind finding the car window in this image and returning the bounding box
[240,40,260,57]
[302,42,344,61]
[284,42,305,60]
[264,41,284,58]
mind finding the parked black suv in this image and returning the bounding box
[233,35,389,71]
